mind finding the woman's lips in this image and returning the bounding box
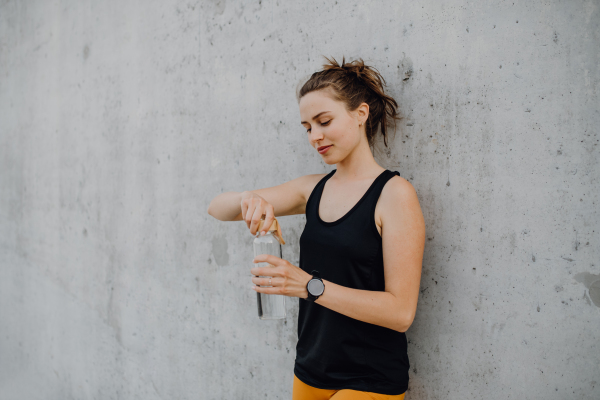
[318,145,332,154]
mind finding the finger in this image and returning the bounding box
[250,259,270,277]
[252,253,284,266]
[252,285,281,295]
[251,276,279,286]
[250,265,283,278]
[249,204,265,235]
[244,198,255,229]
[261,204,275,235]
[245,198,261,231]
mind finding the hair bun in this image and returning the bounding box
[333,56,366,80]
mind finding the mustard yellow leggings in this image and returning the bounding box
[293,374,406,400]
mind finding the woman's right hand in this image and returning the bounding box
[240,191,275,236]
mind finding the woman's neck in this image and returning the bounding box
[334,140,385,181]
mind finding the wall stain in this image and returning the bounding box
[210,0,226,16]
[211,234,230,266]
[398,54,413,81]
[574,272,600,307]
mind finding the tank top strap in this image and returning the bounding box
[305,169,336,216]
[359,170,401,234]
[362,170,400,205]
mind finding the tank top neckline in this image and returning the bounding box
[316,169,389,227]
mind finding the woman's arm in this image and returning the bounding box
[207,191,245,221]
[251,175,425,333]
[207,174,326,222]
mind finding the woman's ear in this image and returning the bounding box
[356,102,370,126]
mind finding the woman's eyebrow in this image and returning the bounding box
[301,111,331,124]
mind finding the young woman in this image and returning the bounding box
[207,57,425,399]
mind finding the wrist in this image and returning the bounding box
[304,273,312,299]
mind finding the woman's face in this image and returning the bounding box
[299,89,366,164]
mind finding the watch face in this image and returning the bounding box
[308,279,325,296]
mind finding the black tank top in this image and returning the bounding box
[293,169,409,395]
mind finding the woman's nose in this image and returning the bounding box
[309,127,324,142]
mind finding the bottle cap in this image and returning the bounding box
[257,217,286,245]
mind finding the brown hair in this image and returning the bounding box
[297,56,401,148]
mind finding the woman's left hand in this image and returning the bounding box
[251,254,312,299]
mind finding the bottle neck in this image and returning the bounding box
[255,230,275,237]
[254,230,283,245]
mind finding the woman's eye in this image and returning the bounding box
[322,120,331,126]
[306,128,311,133]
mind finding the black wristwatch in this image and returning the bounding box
[306,270,325,302]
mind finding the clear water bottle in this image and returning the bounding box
[253,218,286,320]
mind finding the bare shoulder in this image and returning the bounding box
[382,175,418,202]
[376,175,423,228]
[278,173,327,216]
[298,173,328,202]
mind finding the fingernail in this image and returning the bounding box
[261,231,266,235]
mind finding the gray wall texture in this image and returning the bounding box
[1,0,599,399]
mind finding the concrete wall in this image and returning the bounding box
[1,0,598,399]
